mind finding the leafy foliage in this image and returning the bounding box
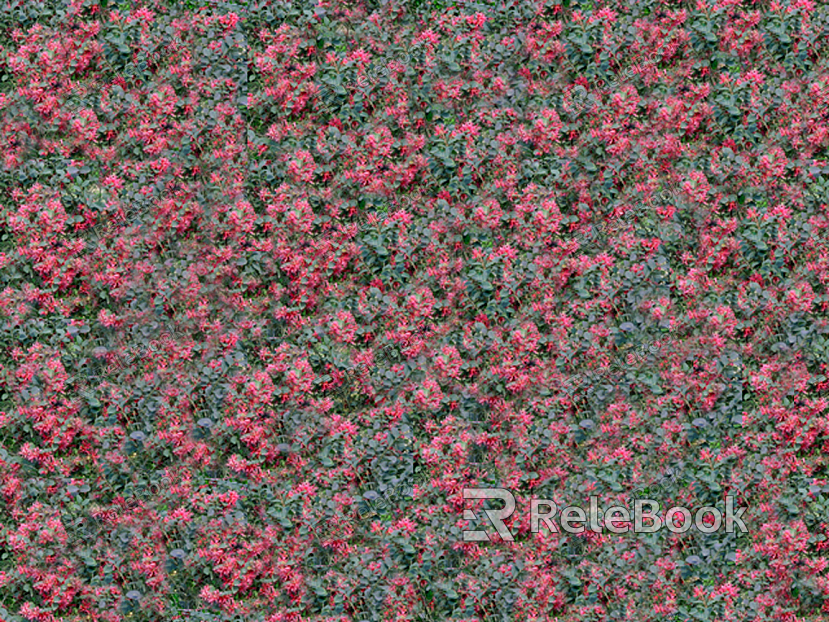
[0,0,828,621]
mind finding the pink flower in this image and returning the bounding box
[101,174,124,190]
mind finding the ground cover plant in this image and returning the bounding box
[0,0,829,620]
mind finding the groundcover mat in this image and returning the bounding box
[1,0,829,620]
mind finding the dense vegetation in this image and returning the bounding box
[1,0,828,620]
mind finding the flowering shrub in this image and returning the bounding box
[1,0,829,621]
